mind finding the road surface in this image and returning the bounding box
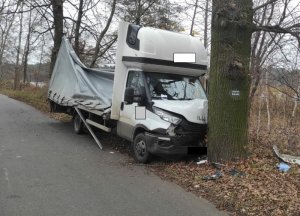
[0,94,227,216]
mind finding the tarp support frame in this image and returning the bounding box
[75,107,103,150]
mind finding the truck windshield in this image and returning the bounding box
[145,72,206,100]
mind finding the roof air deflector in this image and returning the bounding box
[126,24,141,50]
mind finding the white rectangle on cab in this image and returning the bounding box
[173,53,196,63]
[135,106,146,120]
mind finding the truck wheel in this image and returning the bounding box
[133,133,151,163]
[73,114,84,134]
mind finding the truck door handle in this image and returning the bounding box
[121,102,124,110]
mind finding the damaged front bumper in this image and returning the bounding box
[145,132,206,156]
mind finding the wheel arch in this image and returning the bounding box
[131,124,149,141]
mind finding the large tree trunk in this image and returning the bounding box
[207,0,253,161]
[50,0,64,76]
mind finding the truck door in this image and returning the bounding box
[117,71,145,141]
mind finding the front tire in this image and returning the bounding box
[73,114,84,134]
[133,133,151,164]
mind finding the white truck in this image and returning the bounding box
[48,22,208,163]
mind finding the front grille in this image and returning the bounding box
[175,119,207,135]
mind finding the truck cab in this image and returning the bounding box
[112,22,208,163]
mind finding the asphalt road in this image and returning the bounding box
[0,94,227,216]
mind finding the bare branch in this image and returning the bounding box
[253,0,279,11]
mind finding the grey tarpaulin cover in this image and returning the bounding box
[48,36,114,111]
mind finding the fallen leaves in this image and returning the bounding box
[150,156,300,215]
[149,115,300,215]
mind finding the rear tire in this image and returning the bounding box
[133,133,151,163]
[73,114,84,134]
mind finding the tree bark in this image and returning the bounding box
[14,1,23,90]
[0,0,21,77]
[291,82,300,123]
[207,0,253,161]
[89,0,116,68]
[256,94,263,139]
[204,0,209,49]
[50,0,64,77]
[22,6,33,84]
[74,0,84,55]
[265,69,271,132]
[249,3,275,100]
[283,94,287,127]
[190,0,198,36]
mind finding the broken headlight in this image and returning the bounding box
[153,107,182,125]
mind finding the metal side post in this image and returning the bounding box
[75,107,103,150]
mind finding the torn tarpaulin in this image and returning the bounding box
[228,168,246,177]
[277,162,290,172]
[273,145,300,165]
[202,170,223,180]
[48,36,114,111]
[196,159,208,165]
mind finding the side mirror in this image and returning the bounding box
[124,87,134,104]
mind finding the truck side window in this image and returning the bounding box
[126,71,144,95]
